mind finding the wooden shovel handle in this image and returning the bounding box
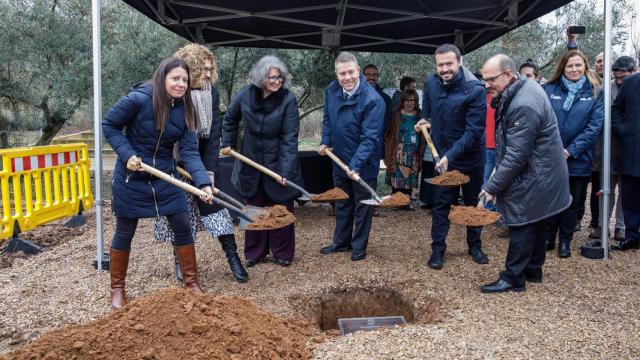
[325,148,357,177]
[224,149,283,182]
[420,125,440,160]
[177,166,224,196]
[140,163,207,197]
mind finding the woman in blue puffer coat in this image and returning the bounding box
[103,57,213,309]
[543,50,604,258]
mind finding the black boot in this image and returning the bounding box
[558,241,571,258]
[218,235,249,283]
[546,240,555,251]
[173,248,183,283]
[610,239,640,251]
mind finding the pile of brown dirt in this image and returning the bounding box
[248,205,296,230]
[310,188,349,202]
[449,206,501,226]
[379,192,411,208]
[1,288,312,360]
[429,170,470,186]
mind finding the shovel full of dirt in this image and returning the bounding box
[418,125,471,187]
[142,163,293,231]
[221,148,349,203]
[324,148,410,208]
[448,195,501,226]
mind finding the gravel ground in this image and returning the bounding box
[1,201,639,359]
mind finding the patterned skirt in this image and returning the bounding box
[154,183,234,243]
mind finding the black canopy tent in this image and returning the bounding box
[118,0,573,54]
[92,0,617,268]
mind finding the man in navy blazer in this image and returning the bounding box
[318,52,385,261]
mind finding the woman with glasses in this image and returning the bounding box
[543,50,603,258]
[383,89,425,210]
[221,55,302,267]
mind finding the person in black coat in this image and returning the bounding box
[222,55,302,267]
[480,55,571,293]
[611,72,640,251]
[102,57,213,309]
[154,44,248,283]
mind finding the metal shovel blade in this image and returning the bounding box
[238,205,269,230]
[359,198,381,206]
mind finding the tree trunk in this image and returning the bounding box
[225,48,240,105]
[35,97,66,146]
[299,104,324,120]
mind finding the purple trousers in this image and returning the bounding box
[244,188,295,262]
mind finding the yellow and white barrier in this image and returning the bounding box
[0,143,93,241]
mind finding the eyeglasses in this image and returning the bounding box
[268,75,284,83]
[484,71,507,84]
[404,99,417,103]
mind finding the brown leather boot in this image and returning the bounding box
[175,244,205,294]
[110,248,130,309]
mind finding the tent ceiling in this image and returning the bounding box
[122,0,573,54]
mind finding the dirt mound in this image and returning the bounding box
[429,170,470,186]
[248,205,296,230]
[449,206,501,226]
[1,288,312,360]
[310,188,349,202]
[380,192,411,207]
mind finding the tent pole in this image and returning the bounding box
[92,0,105,270]
[601,0,613,260]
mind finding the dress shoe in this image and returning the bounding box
[558,242,571,258]
[546,241,556,251]
[589,227,603,239]
[320,244,352,255]
[351,253,366,261]
[275,258,291,267]
[610,239,640,251]
[245,259,259,267]
[427,253,444,269]
[480,279,525,293]
[614,228,625,241]
[468,247,489,264]
[525,274,543,283]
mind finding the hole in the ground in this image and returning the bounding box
[316,286,415,332]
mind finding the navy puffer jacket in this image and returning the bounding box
[103,83,210,218]
[543,80,603,177]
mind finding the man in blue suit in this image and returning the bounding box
[416,44,488,269]
[319,52,385,261]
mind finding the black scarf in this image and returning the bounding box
[249,85,286,114]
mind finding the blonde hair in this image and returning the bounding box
[173,44,218,89]
[548,50,601,96]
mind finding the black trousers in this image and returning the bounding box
[545,176,589,245]
[111,212,193,251]
[332,175,376,256]
[419,161,436,207]
[621,175,640,242]
[500,219,547,287]
[587,171,600,228]
[430,167,483,254]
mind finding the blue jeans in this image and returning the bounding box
[483,148,496,211]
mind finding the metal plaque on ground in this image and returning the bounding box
[338,316,406,335]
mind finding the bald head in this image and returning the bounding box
[482,54,517,96]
